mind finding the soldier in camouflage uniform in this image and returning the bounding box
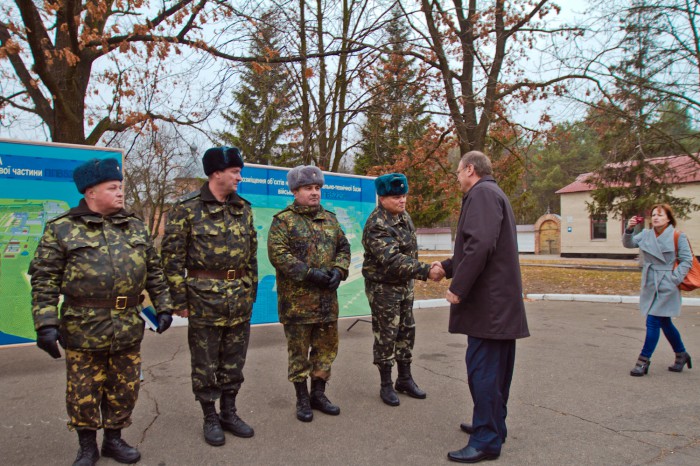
[29,158,173,466]
[362,173,444,407]
[267,165,351,422]
[160,146,258,447]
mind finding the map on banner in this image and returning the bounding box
[0,139,123,347]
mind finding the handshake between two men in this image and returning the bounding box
[427,261,462,305]
[428,261,446,282]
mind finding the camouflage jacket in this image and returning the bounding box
[362,205,430,285]
[267,203,351,325]
[29,199,173,352]
[161,183,258,326]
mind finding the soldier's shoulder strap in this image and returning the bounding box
[46,210,71,224]
[272,206,294,219]
[174,190,201,206]
[237,194,252,206]
[323,207,338,218]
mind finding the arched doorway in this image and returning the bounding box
[534,214,561,255]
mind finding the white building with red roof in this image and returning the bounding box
[555,155,700,258]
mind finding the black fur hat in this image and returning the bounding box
[73,158,123,194]
[202,146,244,176]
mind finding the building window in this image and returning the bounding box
[591,215,607,240]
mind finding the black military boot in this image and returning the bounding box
[294,380,313,422]
[101,428,141,464]
[395,361,426,399]
[73,429,99,466]
[309,378,340,415]
[200,401,225,446]
[219,390,254,438]
[378,364,400,406]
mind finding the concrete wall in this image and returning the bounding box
[417,232,453,250]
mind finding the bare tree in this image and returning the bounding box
[279,0,390,170]
[557,0,700,159]
[400,0,580,154]
[113,124,200,238]
[0,1,369,146]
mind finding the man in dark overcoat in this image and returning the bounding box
[440,151,530,463]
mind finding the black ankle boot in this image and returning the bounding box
[220,390,254,438]
[73,429,99,466]
[395,361,426,399]
[294,380,313,422]
[669,352,692,372]
[378,364,400,406]
[101,428,141,464]
[310,378,340,415]
[630,356,650,377]
[200,401,225,446]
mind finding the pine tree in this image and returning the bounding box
[585,2,699,219]
[354,11,431,175]
[217,11,294,165]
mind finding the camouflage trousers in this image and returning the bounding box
[65,345,141,430]
[365,280,416,366]
[283,321,338,383]
[188,320,251,402]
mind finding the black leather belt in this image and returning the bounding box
[187,269,244,280]
[63,295,145,310]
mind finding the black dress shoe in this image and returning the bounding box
[447,446,499,463]
[460,423,474,434]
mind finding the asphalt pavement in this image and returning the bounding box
[2,300,699,465]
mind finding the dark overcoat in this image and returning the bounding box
[441,176,529,340]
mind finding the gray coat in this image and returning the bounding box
[622,226,692,317]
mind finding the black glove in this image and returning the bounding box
[306,268,331,288]
[157,313,173,334]
[36,326,61,359]
[328,268,343,291]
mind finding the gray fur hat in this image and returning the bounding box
[287,165,324,191]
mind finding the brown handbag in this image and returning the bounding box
[673,230,700,291]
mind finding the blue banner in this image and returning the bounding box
[238,165,376,325]
[0,139,123,347]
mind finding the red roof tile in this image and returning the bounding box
[556,154,700,194]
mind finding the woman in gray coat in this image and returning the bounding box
[623,204,693,376]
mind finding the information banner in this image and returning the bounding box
[0,139,123,347]
[239,165,376,325]
[0,147,375,346]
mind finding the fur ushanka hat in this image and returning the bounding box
[287,165,325,191]
[375,173,408,197]
[73,158,123,194]
[202,146,244,176]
